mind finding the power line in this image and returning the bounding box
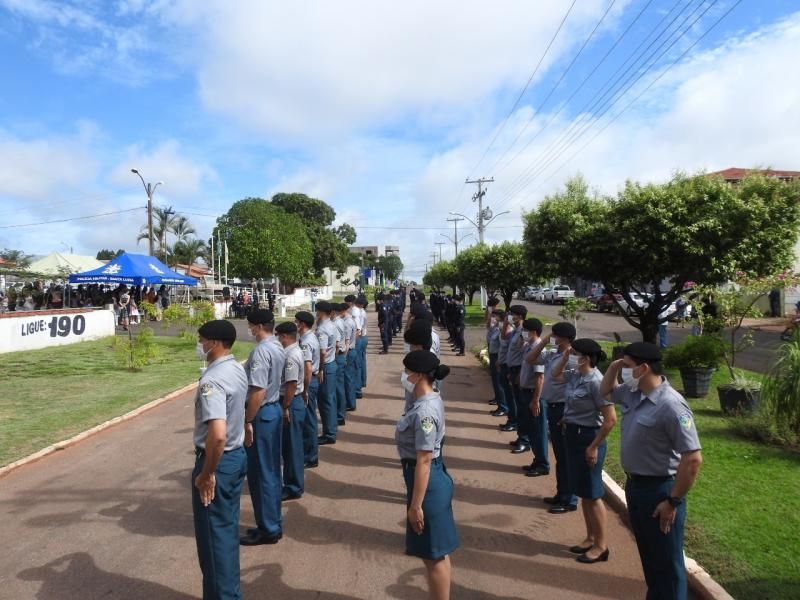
[0,206,145,229]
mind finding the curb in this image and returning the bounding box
[0,380,199,480]
[477,344,733,600]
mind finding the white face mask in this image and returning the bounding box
[620,367,642,391]
[549,337,557,346]
[196,342,210,361]
[567,355,579,368]
[401,371,416,394]
[507,315,514,323]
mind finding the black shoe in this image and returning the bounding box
[525,467,550,478]
[500,423,517,432]
[317,436,336,445]
[510,439,523,447]
[457,352,465,356]
[355,394,363,399]
[488,399,498,405]
[577,549,610,563]
[510,443,530,454]
[337,419,346,426]
[542,496,561,505]
[240,531,282,546]
[569,544,594,554]
[346,407,356,412]
[281,491,302,502]
[379,350,388,355]
[490,409,508,417]
[549,504,578,514]
[521,462,534,471]
[304,460,319,468]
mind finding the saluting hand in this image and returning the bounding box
[195,473,216,507]
[408,506,425,535]
[244,423,254,448]
[303,391,309,406]
[652,500,677,534]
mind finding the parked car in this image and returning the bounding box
[615,292,652,316]
[536,288,551,303]
[589,292,623,312]
[523,287,542,301]
[547,285,575,304]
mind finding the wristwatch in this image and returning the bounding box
[667,496,684,508]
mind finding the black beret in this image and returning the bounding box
[295,311,315,326]
[198,319,237,343]
[344,294,356,302]
[510,305,528,317]
[410,303,428,317]
[523,318,543,332]
[403,349,440,374]
[315,300,333,313]
[454,293,465,301]
[552,321,577,340]
[404,319,432,346]
[376,293,385,300]
[492,309,505,317]
[275,322,297,335]
[572,338,602,356]
[488,297,500,306]
[624,341,662,363]
[247,309,274,325]
[338,303,349,312]
[416,311,434,323]
[355,296,367,306]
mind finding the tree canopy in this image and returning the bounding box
[96,249,125,260]
[214,198,313,283]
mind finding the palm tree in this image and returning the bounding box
[137,207,180,262]
[170,215,196,244]
[172,238,207,267]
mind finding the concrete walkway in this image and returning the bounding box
[0,319,647,599]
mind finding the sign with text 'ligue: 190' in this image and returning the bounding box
[0,309,116,354]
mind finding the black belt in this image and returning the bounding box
[626,473,676,482]
[547,401,565,405]
[195,446,241,458]
[565,423,600,433]
[401,456,442,467]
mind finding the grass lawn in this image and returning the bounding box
[0,335,253,467]
[591,342,800,599]
[464,302,550,327]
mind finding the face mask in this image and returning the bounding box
[401,372,416,394]
[549,337,557,346]
[196,342,210,361]
[490,317,498,327]
[620,367,642,391]
[567,355,579,368]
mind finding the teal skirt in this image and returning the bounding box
[402,458,459,560]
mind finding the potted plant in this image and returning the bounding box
[663,334,723,397]
[699,271,800,414]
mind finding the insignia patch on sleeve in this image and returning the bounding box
[200,383,213,398]
[678,412,694,431]
[251,360,261,371]
[420,416,435,435]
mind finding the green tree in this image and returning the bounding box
[172,238,207,266]
[524,172,800,343]
[170,215,196,244]
[270,192,357,275]
[96,249,125,260]
[453,244,492,304]
[214,198,313,283]
[0,248,32,268]
[377,255,404,282]
[137,206,180,262]
[423,260,458,291]
[482,242,532,309]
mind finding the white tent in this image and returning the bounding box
[27,252,104,277]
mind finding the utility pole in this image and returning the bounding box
[435,242,446,262]
[465,177,494,243]
[131,169,163,257]
[162,207,175,264]
[445,216,464,256]
[430,252,438,267]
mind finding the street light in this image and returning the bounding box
[131,169,164,257]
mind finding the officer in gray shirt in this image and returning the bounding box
[342,303,359,412]
[315,301,340,444]
[601,342,703,600]
[276,322,306,501]
[296,311,321,468]
[332,304,348,426]
[192,320,248,598]
[505,305,528,453]
[496,313,516,430]
[240,309,285,547]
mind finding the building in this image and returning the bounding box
[709,168,800,315]
[385,245,400,257]
[349,246,379,259]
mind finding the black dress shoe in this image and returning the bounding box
[457,352,465,356]
[549,504,578,514]
[281,491,302,502]
[500,423,517,432]
[525,467,550,477]
[304,460,319,469]
[521,462,534,471]
[346,407,356,412]
[240,532,282,546]
[510,439,522,447]
[577,549,610,563]
[355,393,363,399]
[490,409,508,417]
[569,544,594,554]
[488,399,498,406]
[338,419,346,426]
[510,443,530,454]
[317,437,336,445]
[542,496,561,505]
[379,350,388,355]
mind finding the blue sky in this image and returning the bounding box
[1,0,798,280]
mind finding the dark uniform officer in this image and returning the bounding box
[315,301,339,444]
[241,310,286,546]
[192,320,248,599]
[601,342,703,600]
[276,321,307,500]
[377,293,391,354]
[452,294,466,356]
[397,350,459,597]
[296,311,320,468]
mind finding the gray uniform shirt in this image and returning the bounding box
[487,322,501,354]
[333,317,346,353]
[194,354,247,451]
[300,329,320,375]
[520,340,545,389]
[360,308,369,337]
[540,347,568,403]
[262,336,286,404]
[343,314,357,349]
[280,342,305,397]
[350,306,364,334]
[506,325,525,367]
[316,318,338,364]
[612,378,702,476]
[564,368,610,427]
[431,330,440,356]
[395,391,446,460]
[497,327,511,365]
[244,336,280,406]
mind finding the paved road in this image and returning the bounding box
[1,319,648,599]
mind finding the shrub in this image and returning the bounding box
[663,334,724,369]
[114,328,160,371]
[760,332,800,436]
[730,412,798,448]
[188,300,216,327]
[162,303,189,328]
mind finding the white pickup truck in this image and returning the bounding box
[547,285,575,304]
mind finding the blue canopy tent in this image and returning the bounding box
[69,253,198,286]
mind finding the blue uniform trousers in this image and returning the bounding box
[529,396,549,470]
[192,447,247,600]
[335,352,347,421]
[319,360,339,440]
[380,323,390,350]
[282,394,306,497]
[303,377,319,464]
[499,364,517,425]
[626,477,688,600]
[488,352,506,410]
[358,336,368,389]
[245,402,282,538]
[547,402,577,506]
[344,350,358,410]
[510,371,530,446]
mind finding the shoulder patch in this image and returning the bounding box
[420,416,435,435]
[251,360,261,371]
[200,383,213,398]
[678,412,694,431]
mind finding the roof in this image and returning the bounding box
[69,253,198,286]
[708,168,800,181]
[26,252,104,276]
